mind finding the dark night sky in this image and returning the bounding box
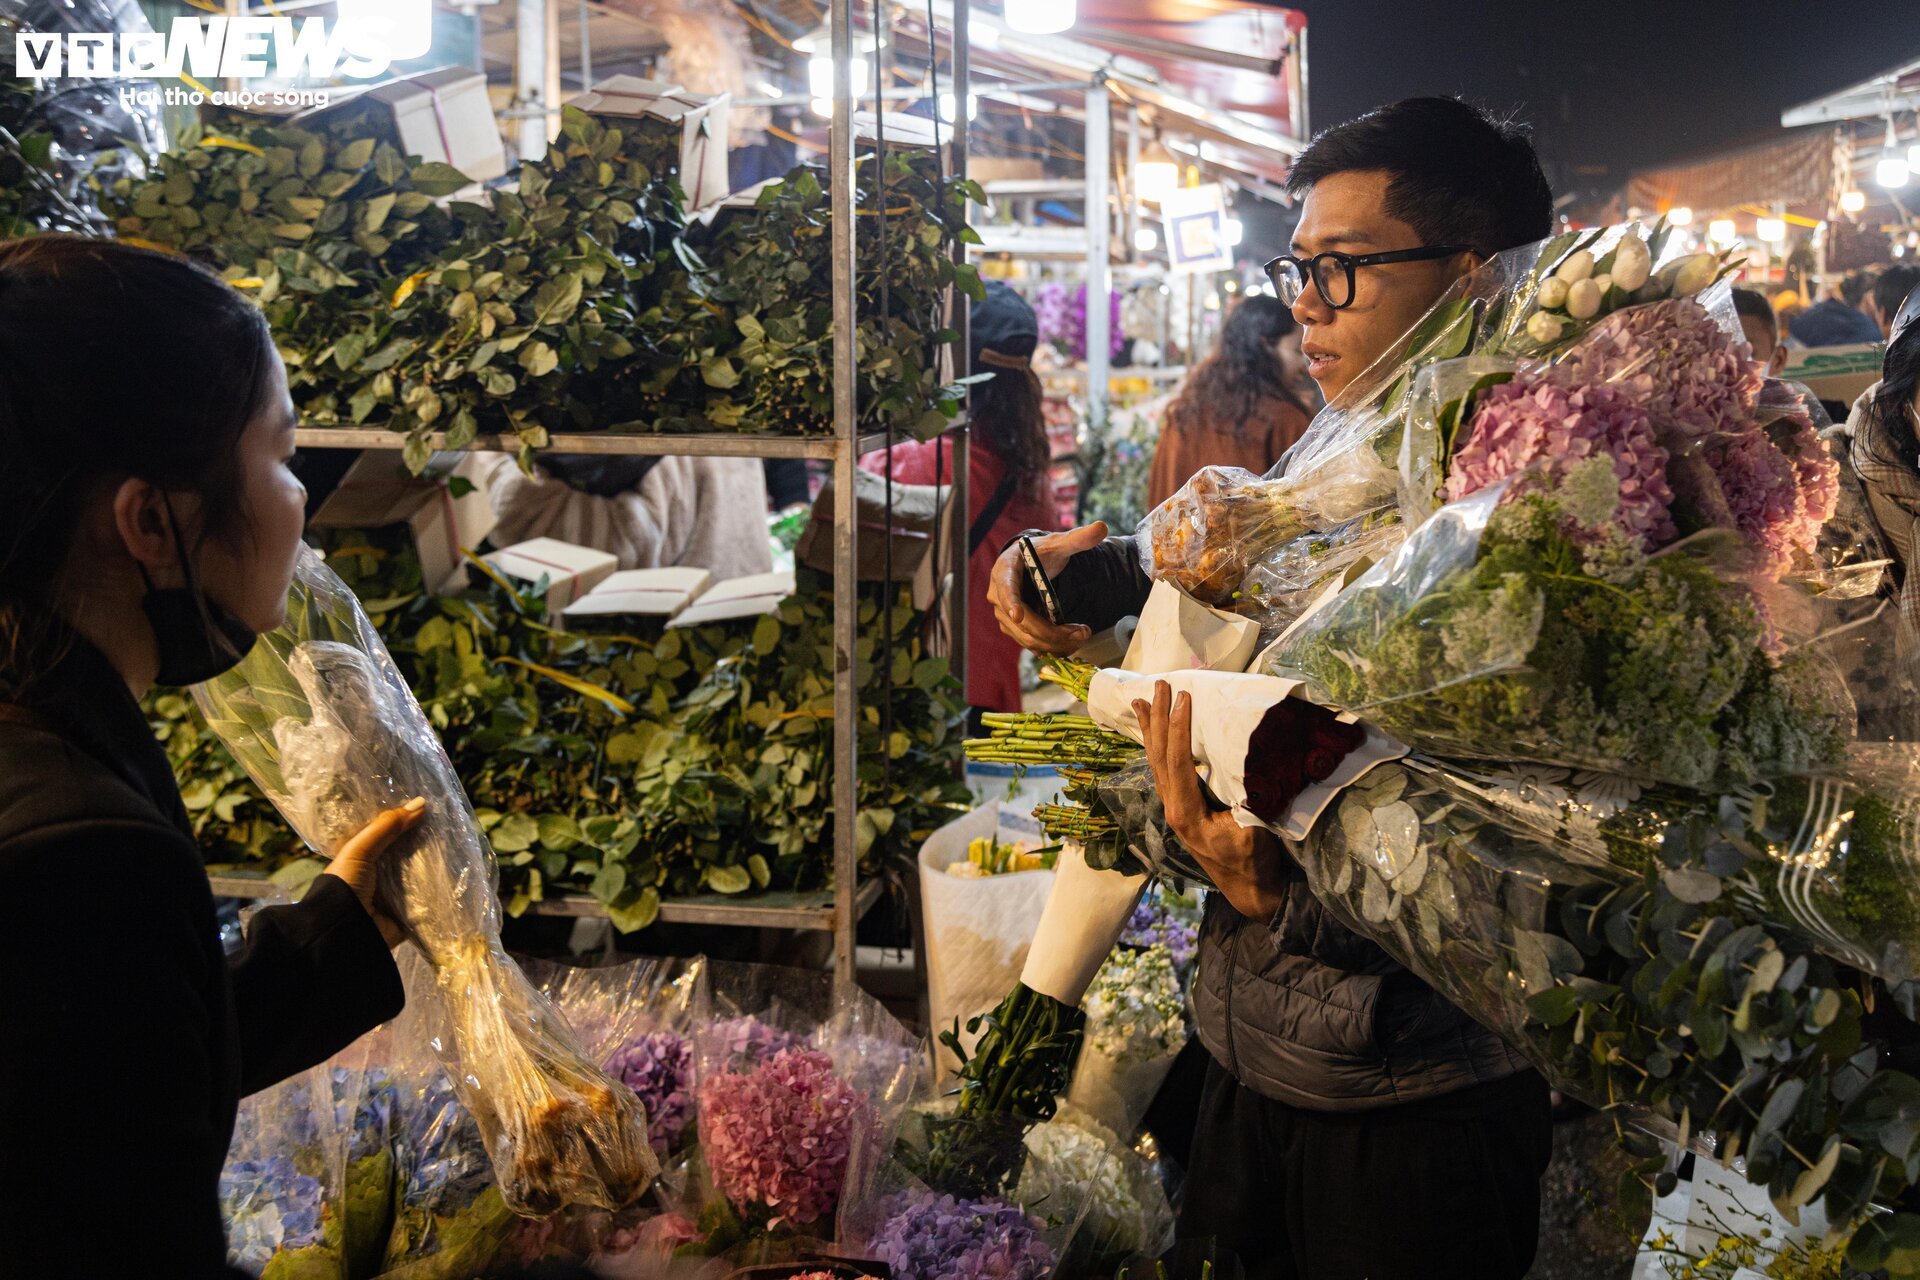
[1286,0,1920,196]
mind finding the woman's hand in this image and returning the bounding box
[988,521,1108,655]
[1135,681,1289,921]
[323,797,426,948]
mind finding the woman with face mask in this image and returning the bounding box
[0,236,424,1275]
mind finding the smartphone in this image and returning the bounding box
[1016,535,1064,626]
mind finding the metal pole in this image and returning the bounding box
[1086,74,1112,433]
[577,0,592,91]
[829,0,860,986]
[1125,106,1140,261]
[515,0,558,163]
[949,0,970,704]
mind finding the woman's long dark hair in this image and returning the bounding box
[1163,295,1307,441]
[971,357,1051,501]
[0,235,276,698]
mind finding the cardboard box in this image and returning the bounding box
[308,449,497,594]
[1783,342,1883,413]
[485,538,619,614]
[568,75,731,212]
[668,570,797,629]
[563,567,712,620]
[796,467,958,611]
[215,67,506,189]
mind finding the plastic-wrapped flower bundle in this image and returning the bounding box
[1548,294,1761,441]
[605,1030,693,1155]
[220,1155,328,1276]
[1119,892,1199,973]
[195,547,656,1216]
[382,1070,519,1274]
[866,1190,1056,1280]
[1014,1104,1173,1270]
[698,1045,864,1228]
[1065,944,1189,1138]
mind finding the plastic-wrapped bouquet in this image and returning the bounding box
[864,1189,1056,1280]
[607,1032,693,1155]
[688,964,920,1248]
[195,546,656,1216]
[1120,889,1201,974]
[1014,1103,1173,1271]
[1065,945,1188,1138]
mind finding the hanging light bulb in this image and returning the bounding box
[1667,206,1693,227]
[1878,116,1911,189]
[1224,217,1244,247]
[1841,189,1868,214]
[808,54,870,111]
[1005,0,1075,35]
[938,92,978,124]
[1135,137,1178,204]
[1709,219,1738,247]
[337,0,434,63]
[1757,217,1787,244]
[1134,226,1158,254]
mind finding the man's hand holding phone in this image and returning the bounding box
[988,521,1109,655]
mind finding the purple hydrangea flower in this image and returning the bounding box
[1446,374,1675,549]
[1548,296,1762,441]
[605,1030,693,1154]
[866,1190,1056,1280]
[711,1016,804,1066]
[698,1047,865,1226]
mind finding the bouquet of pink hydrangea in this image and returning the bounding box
[699,1045,865,1227]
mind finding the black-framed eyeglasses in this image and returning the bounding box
[1263,245,1472,310]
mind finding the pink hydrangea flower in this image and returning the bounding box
[698,1047,864,1227]
[1686,427,1805,576]
[1445,374,1675,549]
[1772,406,1840,532]
[1550,296,1762,440]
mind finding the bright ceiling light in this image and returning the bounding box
[1757,217,1787,244]
[938,92,978,123]
[1135,137,1178,204]
[793,26,883,55]
[1005,0,1075,35]
[1224,217,1244,247]
[1133,226,1158,254]
[971,21,1001,48]
[1879,116,1911,189]
[1841,189,1868,213]
[1709,218,1738,247]
[808,54,869,103]
[1667,206,1693,227]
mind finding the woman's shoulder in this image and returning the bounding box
[0,727,198,868]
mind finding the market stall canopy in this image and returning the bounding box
[1782,54,1920,126]
[1065,0,1306,140]
[1625,127,1838,218]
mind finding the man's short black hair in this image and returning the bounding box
[1841,271,1876,309]
[1731,287,1778,346]
[1286,97,1554,259]
[1873,265,1920,326]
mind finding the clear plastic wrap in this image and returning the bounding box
[1014,1101,1173,1274]
[689,962,922,1247]
[221,1039,397,1279]
[1063,946,1187,1140]
[0,0,165,233]
[195,545,656,1217]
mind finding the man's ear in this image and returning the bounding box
[110,477,180,576]
[1768,345,1789,377]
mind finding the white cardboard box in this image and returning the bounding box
[363,67,508,185]
[562,567,713,620]
[568,75,731,211]
[309,450,497,594]
[667,569,796,629]
[485,538,620,614]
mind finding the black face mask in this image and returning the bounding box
[137,503,259,688]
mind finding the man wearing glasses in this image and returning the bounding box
[988,98,1557,1279]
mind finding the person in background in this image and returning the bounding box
[1146,295,1318,509]
[1848,283,1920,637]
[1790,271,1884,348]
[992,98,1556,1280]
[862,280,1061,724]
[0,235,421,1275]
[1868,265,1920,340]
[479,452,773,580]
[1733,287,1789,376]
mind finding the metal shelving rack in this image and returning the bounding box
[210,0,972,986]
